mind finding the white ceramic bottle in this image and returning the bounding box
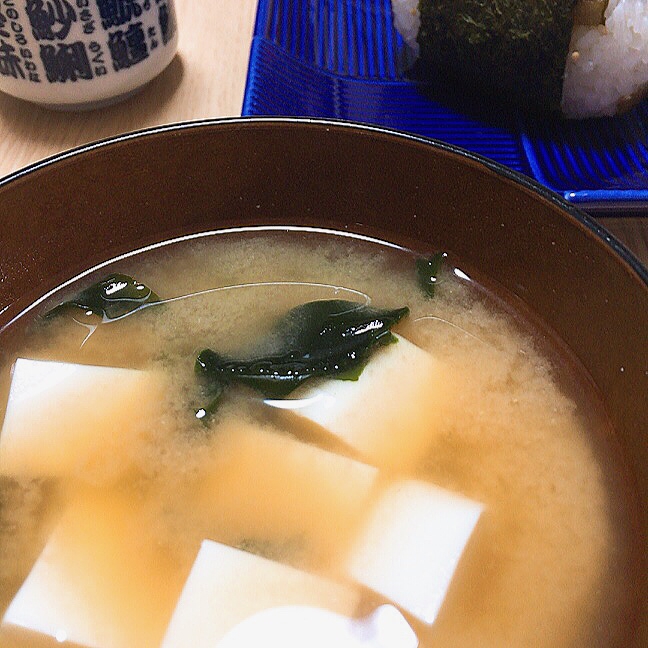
[0,0,178,109]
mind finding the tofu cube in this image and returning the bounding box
[194,419,378,566]
[215,604,418,648]
[161,539,360,648]
[0,490,187,648]
[273,335,444,471]
[346,480,483,625]
[0,358,166,481]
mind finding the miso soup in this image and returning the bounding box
[0,228,641,647]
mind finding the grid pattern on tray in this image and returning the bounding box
[244,0,648,206]
[244,38,531,173]
[522,103,648,191]
[253,0,414,78]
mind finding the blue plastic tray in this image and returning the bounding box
[242,0,648,213]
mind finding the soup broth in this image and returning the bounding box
[0,229,640,648]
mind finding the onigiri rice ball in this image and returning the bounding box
[392,0,648,119]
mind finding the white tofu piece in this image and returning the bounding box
[346,480,483,625]
[217,604,418,648]
[161,540,361,648]
[0,358,166,481]
[270,335,444,471]
[194,419,378,565]
[0,490,186,648]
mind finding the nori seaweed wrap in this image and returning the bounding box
[417,0,579,113]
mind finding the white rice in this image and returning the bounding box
[392,0,420,57]
[391,0,648,119]
[562,0,648,118]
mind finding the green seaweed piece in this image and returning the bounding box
[43,274,160,323]
[416,252,446,298]
[194,382,225,424]
[196,299,409,399]
[417,0,579,113]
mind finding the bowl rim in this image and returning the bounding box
[1,116,646,287]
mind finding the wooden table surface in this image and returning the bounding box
[0,0,646,268]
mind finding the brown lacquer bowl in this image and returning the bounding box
[0,119,646,644]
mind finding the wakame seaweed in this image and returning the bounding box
[195,381,225,423]
[417,0,579,113]
[196,299,409,401]
[43,274,160,323]
[416,252,446,298]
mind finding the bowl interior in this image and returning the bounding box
[0,118,646,641]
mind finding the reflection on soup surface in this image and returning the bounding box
[0,229,640,648]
